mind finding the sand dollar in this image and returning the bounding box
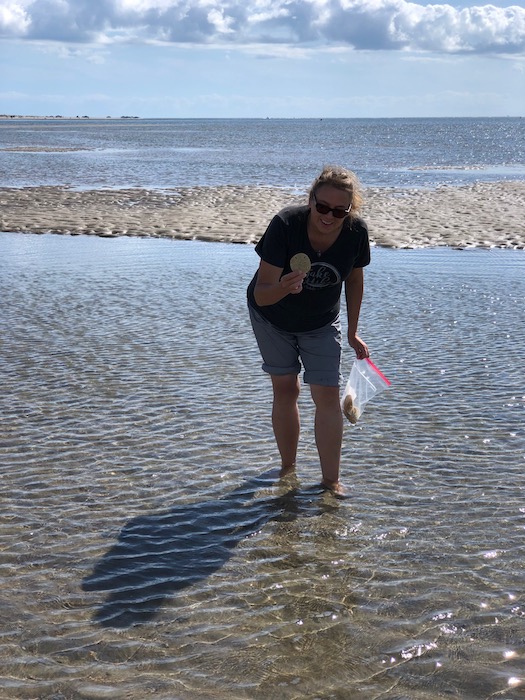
[290,253,312,273]
[343,395,360,424]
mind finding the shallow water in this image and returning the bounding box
[0,234,524,699]
[1,117,524,190]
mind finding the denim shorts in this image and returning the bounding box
[248,304,343,387]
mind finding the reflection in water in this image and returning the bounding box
[82,470,328,628]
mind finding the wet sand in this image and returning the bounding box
[1,180,524,249]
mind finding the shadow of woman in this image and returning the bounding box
[82,469,315,628]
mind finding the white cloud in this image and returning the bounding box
[207,8,234,34]
[0,1,30,35]
[39,41,110,62]
[0,0,524,54]
[391,3,525,52]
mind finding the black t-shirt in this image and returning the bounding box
[247,205,371,332]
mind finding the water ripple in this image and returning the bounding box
[0,236,524,698]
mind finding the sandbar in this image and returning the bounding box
[1,181,524,249]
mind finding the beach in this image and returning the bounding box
[3,117,525,699]
[1,180,524,249]
[1,231,524,699]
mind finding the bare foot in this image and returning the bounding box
[279,464,296,478]
[320,480,347,498]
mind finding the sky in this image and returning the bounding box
[0,0,524,118]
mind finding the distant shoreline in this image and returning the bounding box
[1,115,522,122]
[0,115,140,120]
[1,181,524,249]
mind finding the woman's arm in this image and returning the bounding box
[253,259,306,307]
[344,266,369,357]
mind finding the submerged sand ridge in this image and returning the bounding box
[1,181,524,249]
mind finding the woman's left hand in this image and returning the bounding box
[348,333,369,359]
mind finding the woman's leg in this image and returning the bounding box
[309,384,344,489]
[270,374,301,476]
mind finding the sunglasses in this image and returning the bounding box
[312,193,351,219]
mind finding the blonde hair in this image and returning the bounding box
[308,165,363,216]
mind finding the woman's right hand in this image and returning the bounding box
[281,270,306,295]
[254,261,306,306]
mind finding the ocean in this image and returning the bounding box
[1,116,524,191]
[0,118,524,699]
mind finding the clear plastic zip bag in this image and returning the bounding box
[342,358,391,424]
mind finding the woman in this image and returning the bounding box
[247,165,371,496]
